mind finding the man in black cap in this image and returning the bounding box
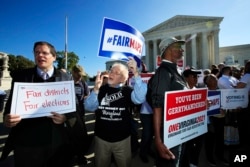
[147,37,187,167]
[182,68,203,167]
[182,68,201,89]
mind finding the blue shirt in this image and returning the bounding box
[85,76,147,111]
[140,101,153,114]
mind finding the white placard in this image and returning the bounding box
[220,88,248,109]
[10,81,76,119]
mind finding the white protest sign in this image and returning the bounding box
[220,88,248,109]
[164,88,208,149]
[127,73,154,86]
[10,81,76,119]
[98,17,144,67]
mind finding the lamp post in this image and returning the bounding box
[65,16,68,70]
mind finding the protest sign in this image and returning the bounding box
[220,88,248,109]
[207,90,221,116]
[164,88,208,149]
[127,72,154,86]
[98,17,144,66]
[10,81,76,119]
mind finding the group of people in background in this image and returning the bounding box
[0,39,250,167]
[180,60,250,167]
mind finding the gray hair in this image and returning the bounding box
[111,63,129,82]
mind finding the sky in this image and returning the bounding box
[1,0,249,77]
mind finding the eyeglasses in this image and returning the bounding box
[34,51,51,56]
[109,70,121,76]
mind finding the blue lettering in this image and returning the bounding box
[113,35,118,45]
[117,36,122,46]
[125,37,129,47]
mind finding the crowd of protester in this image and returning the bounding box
[0,39,249,167]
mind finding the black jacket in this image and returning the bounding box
[148,61,186,109]
[1,66,71,161]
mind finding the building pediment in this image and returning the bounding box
[143,15,223,34]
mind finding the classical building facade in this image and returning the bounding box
[142,15,223,71]
[219,44,250,67]
[105,15,249,72]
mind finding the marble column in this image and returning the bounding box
[191,35,197,68]
[202,32,209,69]
[145,40,150,71]
[181,35,186,69]
[213,30,220,65]
[153,40,158,71]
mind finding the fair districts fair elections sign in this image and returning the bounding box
[10,81,76,119]
[164,88,208,149]
[98,17,144,65]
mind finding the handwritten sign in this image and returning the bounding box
[10,81,76,119]
[164,88,208,149]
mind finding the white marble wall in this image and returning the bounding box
[142,15,223,72]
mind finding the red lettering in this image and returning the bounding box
[168,123,179,133]
[130,38,142,53]
[210,98,219,106]
[196,115,205,123]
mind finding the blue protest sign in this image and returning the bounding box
[98,17,144,67]
[207,90,221,116]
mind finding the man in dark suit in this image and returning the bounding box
[1,41,73,167]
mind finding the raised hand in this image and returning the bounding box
[127,57,139,77]
[93,71,103,92]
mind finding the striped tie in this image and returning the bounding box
[42,72,48,80]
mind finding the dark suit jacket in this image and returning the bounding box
[1,66,71,160]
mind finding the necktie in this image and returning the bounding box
[42,72,48,80]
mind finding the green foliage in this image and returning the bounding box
[56,51,79,70]
[55,51,92,81]
[7,54,35,73]
[6,52,93,81]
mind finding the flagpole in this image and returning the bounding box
[65,16,68,70]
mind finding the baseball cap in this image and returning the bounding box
[159,37,185,57]
[183,68,201,77]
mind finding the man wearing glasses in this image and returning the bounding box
[2,41,72,167]
[85,57,147,167]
